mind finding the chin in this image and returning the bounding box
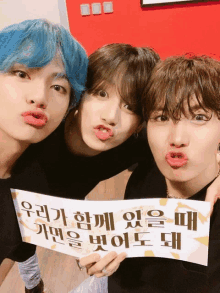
[19,133,47,144]
[86,138,107,149]
[167,172,191,183]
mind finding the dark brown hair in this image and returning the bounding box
[142,55,220,121]
[85,43,160,117]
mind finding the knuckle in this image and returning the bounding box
[93,264,102,272]
[88,270,94,276]
[87,266,94,274]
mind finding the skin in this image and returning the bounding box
[79,251,127,277]
[0,55,71,179]
[65,87,142,157]
[147,97,220,198]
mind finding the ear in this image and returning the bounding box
[217,138,220,152]
[216,140,220,164]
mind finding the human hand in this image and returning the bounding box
[76,251,127,277]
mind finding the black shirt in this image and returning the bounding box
[108,163,220,293]
[0,146,50,264]
[1,123,151,264]
[37,122,151,199]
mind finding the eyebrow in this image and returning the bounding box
[51,72,69,82]
[10,64,69,81]
[9,63,27,70]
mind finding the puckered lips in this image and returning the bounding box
[165,151,188,168]
[21,111,48,127]
[94,125,113,141]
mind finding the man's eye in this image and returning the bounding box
[52,85,66,94]
[13,70,30,79]
[98,90,108,98]
[194,114,209,121]
[155,115,169,122]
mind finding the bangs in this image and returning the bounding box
[0,19,88,105]
[151,84,212,121]
[116,65,142,115]
[87,64,142,116]
[0,20,57,71]
[58,25,88,103]
[144,56,220,121]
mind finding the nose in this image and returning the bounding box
[26,84,48,109]
[100,98,120,126]
[169,120,189,148]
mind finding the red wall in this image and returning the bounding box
[66,0,220,59]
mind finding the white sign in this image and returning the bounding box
[12,189,210,266]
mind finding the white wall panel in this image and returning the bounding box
[0,0,69,30]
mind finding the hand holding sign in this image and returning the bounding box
[80,251,127,277]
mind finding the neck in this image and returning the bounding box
[65,110,101,157]
[0,132,29,179]
[166,161,219,199]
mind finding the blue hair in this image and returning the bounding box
[0,19,88,104]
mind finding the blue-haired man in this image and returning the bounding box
[0,19,88,292]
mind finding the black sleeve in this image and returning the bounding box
[7,242,36,262]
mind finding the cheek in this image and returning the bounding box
[81,100,99,121]
[78,103,96,137]
[50,99,69,121]
[147,127,166,160]
[198,140,219,160]
[193,127,220,157]
[121,115,141,136]
[3,83,23,104]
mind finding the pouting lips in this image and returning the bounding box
[22,111,48,127]
[98,127,108,133]
[170,153,184,159]
[94,125,113,141]
[165,152,188,168]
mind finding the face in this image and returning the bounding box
[0,55,70,144]
[76,87,142,155]
[147,97,220,185]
